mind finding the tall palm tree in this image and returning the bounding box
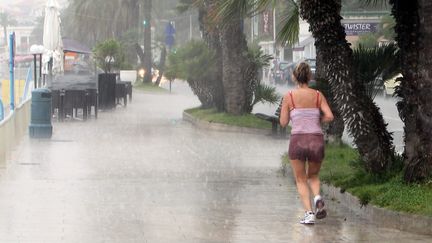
[63,0,141,68]
[177,0,225,110]
[219,11,250,114]
[389,0,432,182]
[64,0,139,46]
[0,12,17,47]
[216,0,345,142]
[142,0,153,83]
[300,0,395,173]
[362,0,432,181]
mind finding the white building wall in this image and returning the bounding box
[6,26,34,54]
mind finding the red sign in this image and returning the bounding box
[261,11,273,37]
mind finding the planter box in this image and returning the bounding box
[98,73,116,110]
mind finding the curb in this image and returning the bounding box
[281,163,432,236]
[321,184,432,235]
[182,111,272,136]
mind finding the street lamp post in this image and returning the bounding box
[30,45,45,89]
[9,32,15,111]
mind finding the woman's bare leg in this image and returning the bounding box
[290,159,312,212]
[307,161,322,197]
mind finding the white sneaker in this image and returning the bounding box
[300,211,315,224]
[314,195,327,219]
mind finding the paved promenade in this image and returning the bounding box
[0,84,430,242]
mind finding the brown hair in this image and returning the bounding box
[293,62,312,84]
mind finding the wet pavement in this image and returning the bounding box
[0,82,430,242]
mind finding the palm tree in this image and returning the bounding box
[63,0,141,68]
[362,0,432,181]
[389,0,432,182]
[354,44,400,96]
[219,11,250,114]
[300,0,395,173]
[0,11,17,47]
[216,0,346,142]
[64,0,139,46]
[177,0,225,110]
[142,0,153,83]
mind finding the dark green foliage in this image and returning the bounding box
[244,44,280,112]
[93,39,126,73]
[356,33,379,48]
[380,14,396,40]
[251,84,280,108]
[165,40,218,108]
[352,43,400,99]
[276,0,300,45]
[390,0,432,183]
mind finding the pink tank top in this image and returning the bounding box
[289,91,323,135]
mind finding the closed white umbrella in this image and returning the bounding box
[42,0,63,85]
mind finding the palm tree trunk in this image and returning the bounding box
[301,0,395,173]
[143,0,152,83]
[199,1,225,111]
[155,45,166,86]
[391,0,432,182]
[315,46,344,145]
[220,14,249,115]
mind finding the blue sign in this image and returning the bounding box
[165,22,176,48]
[165,35,175,48]
[165,22,176,36]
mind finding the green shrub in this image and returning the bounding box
[93,39,126,73]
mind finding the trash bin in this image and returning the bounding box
[29,88,52,138]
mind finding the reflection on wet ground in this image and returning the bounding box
[0,83,429,242]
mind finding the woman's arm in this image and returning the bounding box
[319,92,334,123]
[280,94,290,127]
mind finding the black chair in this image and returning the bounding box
[124,81,132,102]
[115,82,127,106]
[51,89,62,120]
[63,89,87,120]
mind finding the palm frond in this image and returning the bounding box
[358,0,388,7]
[248,44,273,68]
[214,0,251,24]
[276,0,299,45]
[176,0,199,13]
[251,0,277,16]
[252,83,280,106]
[352,43,400,98]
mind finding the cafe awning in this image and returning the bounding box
[62,38,91,54]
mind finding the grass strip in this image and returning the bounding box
[133,82,167,92]
[185,107,273,130]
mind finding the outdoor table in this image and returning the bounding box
[49,74,98,120]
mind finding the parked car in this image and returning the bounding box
[384,73,402,97]
[283,58,316,86]
[273,61,290,84]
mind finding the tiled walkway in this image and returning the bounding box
[0,86,430,242]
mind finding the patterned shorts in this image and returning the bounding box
[289,134,325,163]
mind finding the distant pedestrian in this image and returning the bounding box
[280,62,334,225]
